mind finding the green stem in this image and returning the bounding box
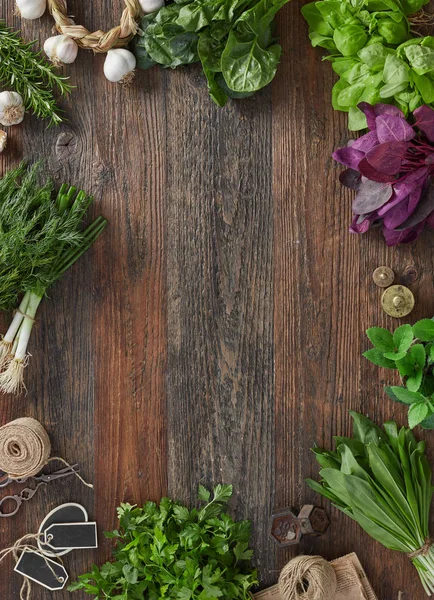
[14,292,43,361]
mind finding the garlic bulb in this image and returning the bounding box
[16,0,46,20]
[44,35,78,66]
[0,92,25,127]
[103,49,136,84]
[0,131,7,153]
[139,0,165,12]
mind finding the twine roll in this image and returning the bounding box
[46,0,143,53]
[0,418,51,479]
[278,556,337,600]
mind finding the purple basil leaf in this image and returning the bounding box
[339,168,360,189]
[351,131,379,153]
[427,211,434,228]
[332,146,364,170]
[375,114,415,143]
[352,178,393,213]
[377,169,427,216]
[407,185,424,215]
[365,141,409,175]
[357,102,376,130]
[350,213,372,233]
[383,198,410,229]
[358,157,396,182]
[414,105,434,142]
[395,180,434,230]
[383,226,414,245]
[374,104,405,119]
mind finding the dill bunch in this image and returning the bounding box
[0,162,107,394]
[0,22,72,125]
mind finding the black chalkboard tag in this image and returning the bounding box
[44,522,98,550]
[38,502,88,557]
[14,549,68,591]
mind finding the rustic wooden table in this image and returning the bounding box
[1,1,433,598]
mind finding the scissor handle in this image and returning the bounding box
[0,474,12,488]
[0,494,21,517]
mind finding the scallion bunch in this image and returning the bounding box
[307,412,434,595]
[0,163,106,395]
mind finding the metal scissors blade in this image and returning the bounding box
[34,464,80,483]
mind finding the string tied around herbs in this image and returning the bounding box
[46,0,143,53]
[278,555,337,600]
[0,417,93,488]
[0,533,64,600]
[408,538,433,560]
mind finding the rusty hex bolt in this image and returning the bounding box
[297,505,329,536]
[269,508,301,547]
[269,506,329,547]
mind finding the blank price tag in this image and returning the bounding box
[14,550,68,591]
[44,522,98,550]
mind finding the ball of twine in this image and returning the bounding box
[0,417,51,479]
[278,556,337,600]
[46,0,143,53]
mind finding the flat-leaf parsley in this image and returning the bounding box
[69,484,258,599]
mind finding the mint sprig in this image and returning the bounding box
[364,320,434,429]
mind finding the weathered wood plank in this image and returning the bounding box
[164,67,276,584]
[273,2,434,599]
[0,2,168,598]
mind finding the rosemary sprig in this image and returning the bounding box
[0,162,107,394]
[0,22,72,125]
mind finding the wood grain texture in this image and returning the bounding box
[1,0,434,599]
[164,68,275,583]
[273,3,434,599]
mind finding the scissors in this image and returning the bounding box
[0,464,80,488]
[0,464,81,517]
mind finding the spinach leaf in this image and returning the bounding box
[221,0,289,93]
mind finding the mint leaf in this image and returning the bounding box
[408,402,429,428]
[363,348,396,368]
[413,319,434,341]
[420,412,434,429]
[407,369,424,392]
[393,324,414,352]
[384,350,407,361]
[366,327,394,352]
[388,387,427,404]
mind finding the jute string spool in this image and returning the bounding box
[0,418,50,479]
[0,417,93,487]
[278,556,337,600]
[46,0,143,53]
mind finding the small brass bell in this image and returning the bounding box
[381,285,415,318]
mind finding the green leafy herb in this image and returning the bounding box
[301,0,434,129]
[363,320,434,429]
[0,163,106,395]
[132,0,289,107]
[69,485,258,599]
[307,412,434,596]
[0,22,71,125]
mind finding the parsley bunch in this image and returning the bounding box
[69,485,258,599]
[364,320,434,429]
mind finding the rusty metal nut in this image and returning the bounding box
[297,505,329,536]
[269,508,302,547]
